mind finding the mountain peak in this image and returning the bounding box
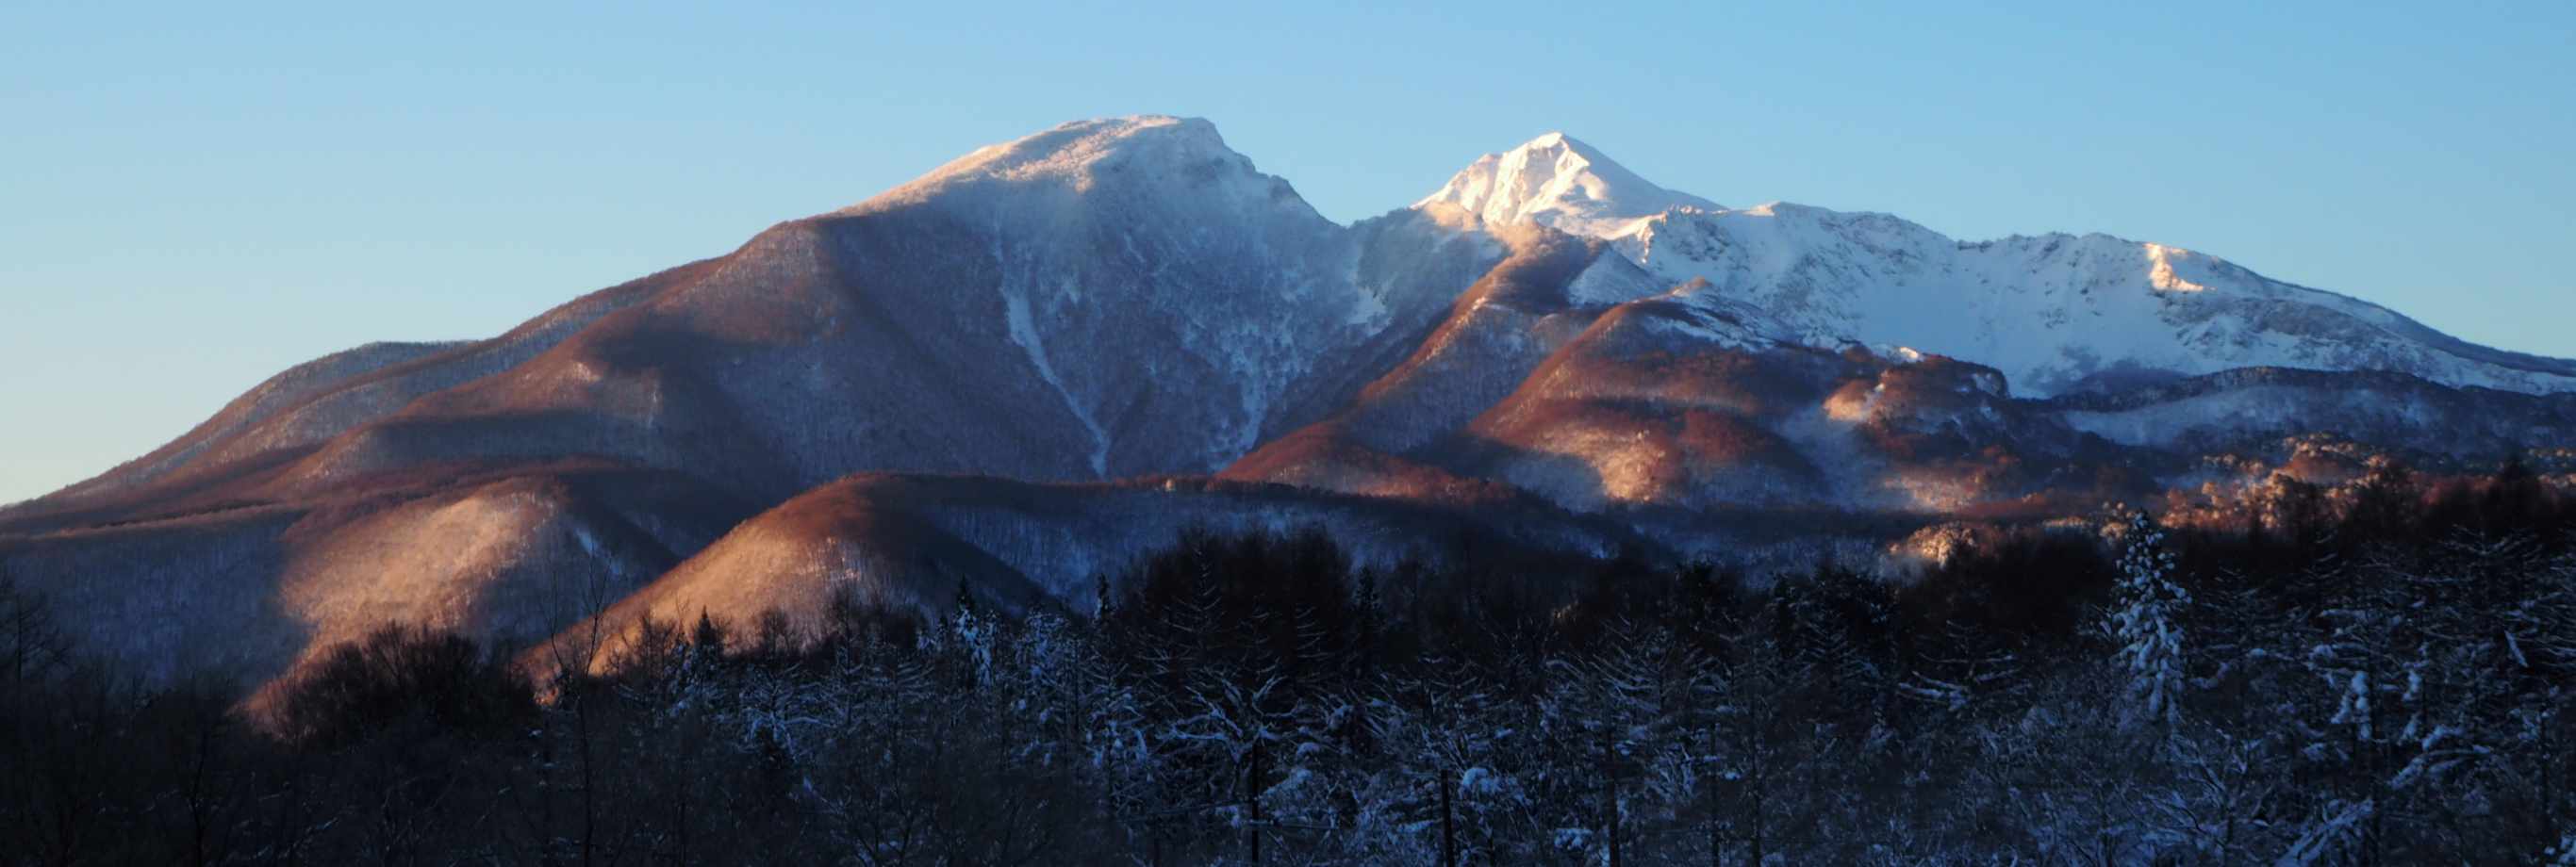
[1522,130,1574,148]
[1415,131,1720,237]
[845,115,1301,218]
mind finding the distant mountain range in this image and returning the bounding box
[7,115,2571,696]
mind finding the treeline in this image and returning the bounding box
[2,461,2573,864]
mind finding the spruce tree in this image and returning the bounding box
[2107,505,2189,729]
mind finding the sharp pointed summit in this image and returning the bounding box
[1414,131,1720,236]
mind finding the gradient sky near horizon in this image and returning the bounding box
[4,1,2572,505]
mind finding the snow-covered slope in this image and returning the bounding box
[2044,367,2576,456]
[835,116,1381,472]
[1416,132,1721,239]
[1430,137,2576,398]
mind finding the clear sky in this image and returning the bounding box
[4,1,2571,505]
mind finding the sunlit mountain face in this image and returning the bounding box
[5,114,2571,698]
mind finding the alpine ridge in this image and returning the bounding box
[5,114,2570,699]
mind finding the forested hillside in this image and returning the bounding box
[4,461,2572,864]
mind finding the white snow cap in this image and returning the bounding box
[1415,132,1720,236]
[846,115,1304,218]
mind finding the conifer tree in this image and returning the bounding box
[2107,505,2189,729]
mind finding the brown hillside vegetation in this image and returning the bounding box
[529,471,1657,677]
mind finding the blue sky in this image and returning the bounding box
[4,1,2571,504]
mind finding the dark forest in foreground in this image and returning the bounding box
[5,461,2575,865]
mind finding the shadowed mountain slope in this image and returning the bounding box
[6,116,2571,703]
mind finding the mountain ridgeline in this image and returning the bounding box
[3,114,2572,698]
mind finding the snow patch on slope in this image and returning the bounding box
[1002,277,1110,475]
[839,114,1420,475]
[1561,249,1669,307]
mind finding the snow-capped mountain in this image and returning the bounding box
[13,116,1485,529]
[1439,134,2576,398]
[0,116,1503,696]
[1416,132,1723,238]
[5,115,2570,701]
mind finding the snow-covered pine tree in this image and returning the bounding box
[949,578,995,687]
[2107,505,2190,729]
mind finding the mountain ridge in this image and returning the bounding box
[5,113,2570,702]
